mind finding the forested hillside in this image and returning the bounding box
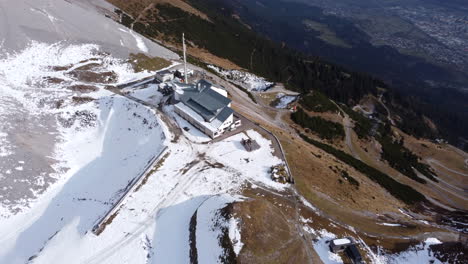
[109,0,467,150]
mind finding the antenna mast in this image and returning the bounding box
[182,33,188,83]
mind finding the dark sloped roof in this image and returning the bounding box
[215,106,234,123]
[180,80,232,122]
[191,87,230,112]
[185,99,217,121]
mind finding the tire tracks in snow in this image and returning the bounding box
[84,138,201,264]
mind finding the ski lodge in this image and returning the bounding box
[174,79,234,138]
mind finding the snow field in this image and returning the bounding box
[206,130,289,191]
[196,195,243,263]
[274,93,297,109]
[127,84,164,107]
[0,41,168,263]
[33,126,286,263]
[229,217,244,255]
[208,65,274,91]
[384,237,443,264]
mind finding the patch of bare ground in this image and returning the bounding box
[256,92,279,107]
[94,205,123,236]
[68,84,98,93]
[187,46,242,70]
[74,62,102,71]
[106,0,146,17]
[109,0,241,70]
[129,53,171,72]
[180,159,200,175]
[304,108,344,125]
[430,242,468,263]
[235,188,311,264]
[50,65,72,71]
[107,0,211,22]
[72,96,95,105]
[280,130,403,214]
[422,115,438,133]
[240,185,456,264]
[67,70,117,84]
[156,33,242,70]
[402,130,467,175]
[42,77,66,85]
[258,119,451,237]
[347,126,468,211]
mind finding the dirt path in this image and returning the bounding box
[378,95,395,126]
[130,3,155,29]
[243,180,317,263]
[427,158,468,177]
[343,115,362,160]
[331,101,362,160]
[252,91,296,134]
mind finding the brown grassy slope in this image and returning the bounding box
[235,189,312,264]
[129,53,171,72]
[234,102,451,236]
[107,0,210,21]
[403,131,467,176]
[346,125,468,211]
[107,0,242,69]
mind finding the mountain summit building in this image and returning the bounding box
[174,80,234,138]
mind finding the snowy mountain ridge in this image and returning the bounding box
[0,0,465,263]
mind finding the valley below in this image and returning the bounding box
[0,0,467,263]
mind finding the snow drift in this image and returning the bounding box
[208,65,274,91]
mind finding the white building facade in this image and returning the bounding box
[174,80,234,138]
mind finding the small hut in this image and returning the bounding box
[329,238,353,253]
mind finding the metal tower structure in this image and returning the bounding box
[182,33,188,83]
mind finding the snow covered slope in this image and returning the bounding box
[0,126,286,263]
[0,41,168,263]
[0,0,178,216]
[208,65,274,91]
[0,38,285,262]
[195,195,242,263]
[0,0,178,59]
